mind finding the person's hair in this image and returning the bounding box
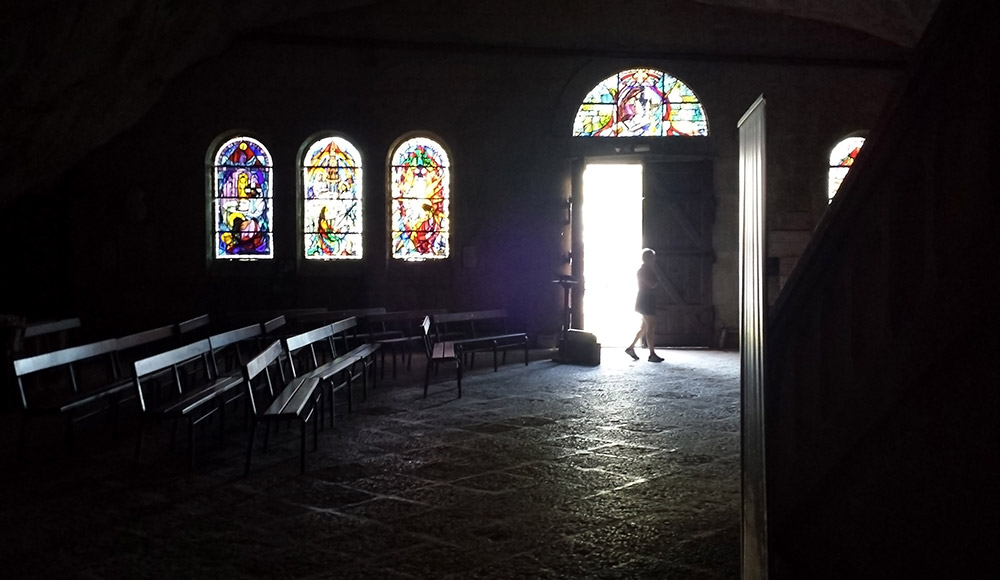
[641,248,656,262]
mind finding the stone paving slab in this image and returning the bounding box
[0,348,739,579]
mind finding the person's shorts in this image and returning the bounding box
[635,292,656,316]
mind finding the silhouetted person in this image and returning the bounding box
[626,248,664,362]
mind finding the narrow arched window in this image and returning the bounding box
[829,136,866,202]
[212,136,274,260]
[302,136,363,260]
[389,136,450,261]
[573,68,709,137]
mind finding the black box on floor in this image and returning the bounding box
[557,329,601,366]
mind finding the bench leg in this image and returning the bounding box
[169,419,178,451]
[423,359,432,398]
[188,417,196,470]
[110,397,121,441]
[244,421,257,477]
[134,416,146,466]
[17,415,27,460]
[300,419,307,474]
[64,414,75,458]
[218,400,226,445]
[457,359,463,398]
[324,382,337,427]
[363,360,371,399]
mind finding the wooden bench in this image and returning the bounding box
[243,340,321,475]
[175,313,211,345]
[20,317,82,356]
[208,323,266,425]
[11,323,179,454]
[292,307,386,345]
[430,309,529,369]
[112,324,176,377]
[208,323,264,378]
[421,311,529,398]
[132,339,244,468]
[366,309,446,379]
[284,317,380,426]
[13,338,127,455]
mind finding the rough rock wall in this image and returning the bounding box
[1,0,937,209]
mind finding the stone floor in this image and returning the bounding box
[0,347,740,579]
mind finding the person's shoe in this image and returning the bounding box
[625,347,640,361]
[648,353,664,363]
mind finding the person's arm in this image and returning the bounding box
[638,266,659,289]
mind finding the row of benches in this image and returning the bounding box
[10,308,530,473]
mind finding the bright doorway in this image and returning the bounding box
[582,163,644,347]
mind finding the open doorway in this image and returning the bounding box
[582,163,643,347]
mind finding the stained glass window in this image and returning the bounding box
[390,137,450,261]
[829,136,865,201]
[213,136,273,259]
[303,136,363,260]
[573,68,709,137]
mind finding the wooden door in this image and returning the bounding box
[642,161,716,347]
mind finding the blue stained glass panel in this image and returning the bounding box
[213,137,273,259]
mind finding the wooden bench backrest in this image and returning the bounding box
[368,309,445,336]
[283,318,359,376]
[113,324,176,377]
[326,307,386,321]
[12,338,118,409]
[242,340,285,417]
[22,317,82,339]
[261,315,286,336]
[431,309,510,340]
[20,317,82,355]
[284,324,335,376]
[208,324,263,376]
[209,324,262,349]
[176,314,210,341]
[116,325,176,351]
[133,339,212,412]
[431,309,508,324]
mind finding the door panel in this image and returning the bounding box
[642,161,716,347]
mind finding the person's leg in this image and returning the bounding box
[643,314,663,361]
[626,319,645,360]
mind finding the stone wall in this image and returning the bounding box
[1,2,902,340]
[765,1,1000,576]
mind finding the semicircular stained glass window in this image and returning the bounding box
[303,136,363,260]
[389,137,450,261]
[573,68,709,137]
[828,136,865,202]
[213,136,273,260]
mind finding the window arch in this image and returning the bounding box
[389,136,450,261]
[302,135,363,260]
[573,68,709,137]
[828,136,866,201]
[212,135,273,260]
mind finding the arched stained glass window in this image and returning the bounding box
[829,136,865,202]
[389,136,450,261]
[303,136,363,260]
[213,136,273,260]
[573,68,709,137]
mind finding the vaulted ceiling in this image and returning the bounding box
[0,0,940,208]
